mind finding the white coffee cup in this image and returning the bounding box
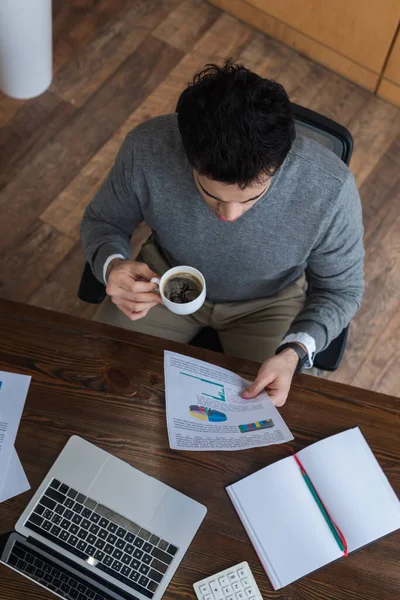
[151,266,206,315]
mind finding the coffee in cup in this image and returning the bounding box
[163,273,203,304]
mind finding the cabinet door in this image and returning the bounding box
[210,0,400,90]
[378,27,400,106]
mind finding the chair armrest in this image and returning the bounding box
[313,326,349,372]
[78,262,107,304]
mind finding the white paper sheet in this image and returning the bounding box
[0,448,30,503]
[164,351,293,451]
[0,370,31,494]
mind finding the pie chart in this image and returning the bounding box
[189,405,227,422]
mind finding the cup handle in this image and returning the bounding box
[151,277,161,290]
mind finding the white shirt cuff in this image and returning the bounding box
[279,332,316,368]
[103,254,125,285]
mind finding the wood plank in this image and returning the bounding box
[41,13,252,238]
[0,91,75,190]
[0,35,183,255]
[377,78,400,108]
[381,25,400,85]
[208,0,379,90]
[346,94,400,187]
[0,222,76,302]
[51,0,181,106]
[239,31,295,78]
[153,0,221,51]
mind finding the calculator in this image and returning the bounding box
[193,561,263,600]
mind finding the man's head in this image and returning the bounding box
[178,60,295,221]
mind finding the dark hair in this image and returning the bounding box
[177,60,295,188]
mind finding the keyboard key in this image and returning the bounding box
[148,568,163,583]
[25,554,35,564]
[139,575,149,587]
[28,513,44,527]
[72,514,82,525]
[223,585,233,594]
[232,581,242,591]
[107,533,117,544]
[116,539,125,550]
[125,544,135,555]
[133,549,143,560]
[97,562,153,598]
[116,527,126,538]
[55,504,65,515]
[84,498,97,510]
[98,518,109,529]
[236,592,245,600]
[130,571,140,582]
[68,535,78,546]
[82,508,92,519]
[139,529,151,541]
[46,488,65,503]
[245,588,254,597]
[121,554,131,565]
[60,530,69,541]
[43,520,52,531]
[148,580,158,593]
[64,509,74,520]
[98,528,108,540]
[241,578,250,587]
[77,530,88,540]
[238,569,247,579]
[64,498,75,508]
[104,543,114,554]
[151,558,168,574]
[121,566,131,577]
[81,519,91,529]
[143,542,152,553]
[50,525,61,536]
[151,547,173,565]
[42,563,52,574]
[158,540,169,551]
[26,564,35,574]
[60,573,69,582]
[86,545,95,556]
[43,509,53,520]
[49,479,61,489]
[125,532,135,543]
[94,550,105,561]
[95,539,105,550]
[219,576,229,587]
[52,514,62,524]
[130,558,140,570]
[87,534,96,545]
[200,583,210,594]
[61,582,70,592]
[113,549,123,560]
[90,513,100,524]
[70,590,79,599]
[44,573,53,583]
[41,496,56,510]
[76,494,86,504]
[77,541,87,552]
[167,544,178,556]
[228,572,238,582]
[112,560,122,572]
[89,524,100,535]
[69,524,79,535]
[149,535,160,546]
[103,556,113,566]
[139,564,149,575]
[142,553,152,565]
[77,583,86,592]
[107,522,117,533]
[86,590,95,599]
[134,538,144,548]
[59,484,69,495]
[73,503,84,514]
[34,504,45,516]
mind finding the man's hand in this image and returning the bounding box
[241,348,299,406]
[106,259,163,321]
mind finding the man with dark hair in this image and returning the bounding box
[81,61,364,406]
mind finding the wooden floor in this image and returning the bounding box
[0,0,399,396]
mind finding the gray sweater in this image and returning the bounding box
[81,114,364,353]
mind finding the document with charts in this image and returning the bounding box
[164,351,293,451]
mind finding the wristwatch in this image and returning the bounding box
[275,342,309,375]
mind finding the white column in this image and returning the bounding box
[0,0,52,99]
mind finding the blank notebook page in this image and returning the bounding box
[226,455,343,589]
[297,428,400,552]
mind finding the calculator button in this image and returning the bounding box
[228,572,238,582]
[211,587,223,600]
[241,578,250,587]
[223,585,233,594]
[203,595,212,600]
[235,592,246,600]
[232,581,242,592]
[218,576,229,587]
[226,596,235,600]
[237,568,247,579]
[199,584,210,594]
[245,588,254,598]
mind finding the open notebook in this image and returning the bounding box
[226,427,400,589]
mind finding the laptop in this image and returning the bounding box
[0,435,207,600]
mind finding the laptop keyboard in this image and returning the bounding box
[7,539,115,600]
[24,478,179,599]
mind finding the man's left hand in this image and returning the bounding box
[241,348,299,406]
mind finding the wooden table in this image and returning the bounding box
[0,299,399,600]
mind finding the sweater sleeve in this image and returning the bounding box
[80,132,143,283]
[287,173,365,353]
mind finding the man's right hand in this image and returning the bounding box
[106,259,163,321]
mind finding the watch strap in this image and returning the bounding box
[275,342,308,376]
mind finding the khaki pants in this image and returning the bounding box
[94,240,308,363]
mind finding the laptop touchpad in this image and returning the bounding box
[87,456,167,526]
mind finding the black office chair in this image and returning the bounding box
[78,95,353,371]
